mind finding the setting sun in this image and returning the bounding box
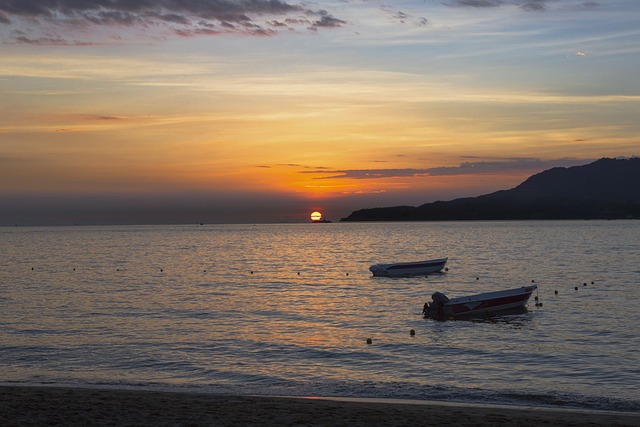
[310,211,322,222]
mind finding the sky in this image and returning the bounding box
[1,0,639,225]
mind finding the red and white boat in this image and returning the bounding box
[423,285,537,320]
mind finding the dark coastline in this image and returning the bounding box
[341,158,640,222]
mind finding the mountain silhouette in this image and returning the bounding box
[340,157,640,221]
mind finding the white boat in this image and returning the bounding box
[423,285,537,320]
[369,258,448,277]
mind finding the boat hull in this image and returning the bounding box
[369,258,447,277]
[425,285,537,320]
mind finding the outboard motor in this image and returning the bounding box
[431,291,449,305]
[429,291,449,321]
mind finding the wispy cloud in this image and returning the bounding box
[278,163,331,169]
[307,10,346,31]
[426,158,592,176]
[0,0,347,43]
[447,0,504,8]
[302,158,593,180]
[82,115,123,121]
[303,169,431,180]
[380,5,429,27]
[447,1,601,12]
[520,0,547,12]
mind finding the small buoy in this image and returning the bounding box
[534,296,539,301]
[346,273,349,276]
[410,329,415,336]
[73,268,76,271]
[591,281,594,285]
[204,270,207,272]
[31,267,34,270]
[366,338,372,344]
[575,286,578,290]
[117,268,120,272]
[531,279,535,283]
[539,302,543,307]
[476,277,479,280]
[583,282,587,286]
[297,272,300,275]
[554,290,558,295]
[445,268,449,272]
[250,271,253,274]
[160,269,163,272]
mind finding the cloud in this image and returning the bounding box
[303,169,430,180]
[447,0,504,7]
[380,6,429,27]
[520,0,547,11]
[276,163,331,170]
[307,10,347,31]
[446,0,600,12]
[12,35,102,46]
[82,115,123,121]
[0,0,347,43]
[426,158,592,176]
[446,0,546,10]
[0,0,298,23]
[302,158,594,180]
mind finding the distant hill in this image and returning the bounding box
[340,157,640,221]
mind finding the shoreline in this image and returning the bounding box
[2,385,639,426]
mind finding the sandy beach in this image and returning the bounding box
[1,386,639,426]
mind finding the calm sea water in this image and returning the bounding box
[1,221,639,412]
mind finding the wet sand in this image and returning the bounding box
[2,385,639,426]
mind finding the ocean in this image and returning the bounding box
[1,221,639,412]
